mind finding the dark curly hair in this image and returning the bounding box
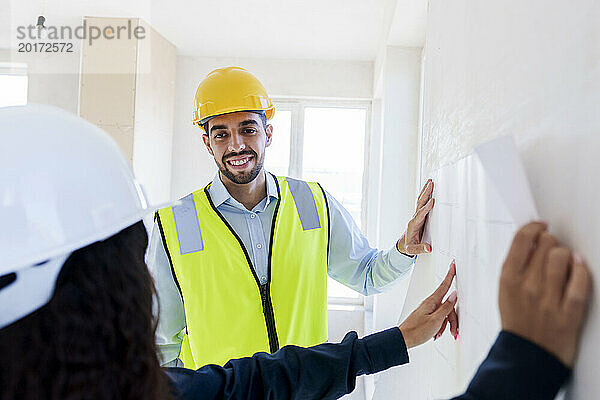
[0,221,172,400]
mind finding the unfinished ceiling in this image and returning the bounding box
[4,0,428,60]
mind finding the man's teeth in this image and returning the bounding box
[229,157,250,166]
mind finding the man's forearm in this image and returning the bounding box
[361,246,415,295]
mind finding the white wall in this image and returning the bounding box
[376,0,600,398]
[78,17,176,207]
[171,56,373,199]
[132,20,177,206]
[421,1,599,398]
[368,47,422,334]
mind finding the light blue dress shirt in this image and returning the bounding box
[146,172,415,365]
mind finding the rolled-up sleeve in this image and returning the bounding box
[325,190,415,296]
[146,218,187,366]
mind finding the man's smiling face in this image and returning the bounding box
[202,111,273,185]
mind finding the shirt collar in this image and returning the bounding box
[209,171,280,209]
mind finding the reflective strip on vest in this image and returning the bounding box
[172,193,203,254]
[286,178,321,230]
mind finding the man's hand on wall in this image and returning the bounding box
[397,179,435,256]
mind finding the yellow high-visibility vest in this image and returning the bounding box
[156,175,330,368]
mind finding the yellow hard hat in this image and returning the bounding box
[192,66,275,130]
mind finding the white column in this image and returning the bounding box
[370,46,422,335]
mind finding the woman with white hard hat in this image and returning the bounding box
[0,105,586,400]
[0,104,413,399]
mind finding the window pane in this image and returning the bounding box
[302,107,366,227]
[264,110,291,177]
[302,107,367,299]
[0,75,28,107]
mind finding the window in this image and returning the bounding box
[302,107,366,229]
[267,100,370,302]
[263,110,292,176]
[0,74,28,107]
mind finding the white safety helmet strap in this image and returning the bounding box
[0,254,70,330]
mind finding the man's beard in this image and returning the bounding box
[218,149,264,184]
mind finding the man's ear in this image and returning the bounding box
[265,124,273,147]
[202,133,214,156]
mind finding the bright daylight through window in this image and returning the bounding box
[303,107,367,299]
[267,104,368,300]
[264,110,291,177]
[0,74,28,108]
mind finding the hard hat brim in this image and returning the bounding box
[0,180,164,276]
[196,108,275,130]
[0,254,69,330]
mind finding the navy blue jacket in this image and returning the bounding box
[165,327,570,399]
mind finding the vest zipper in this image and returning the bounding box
[260,283,279,353]
[204,183,282,355]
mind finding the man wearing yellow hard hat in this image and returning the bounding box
[148,66,447,369]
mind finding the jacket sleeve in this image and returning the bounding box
[164,327,409,400]
[452,331,571,400]
[323,189,415,296]
[146,218,187,366]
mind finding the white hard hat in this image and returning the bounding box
[0,104,154,329]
